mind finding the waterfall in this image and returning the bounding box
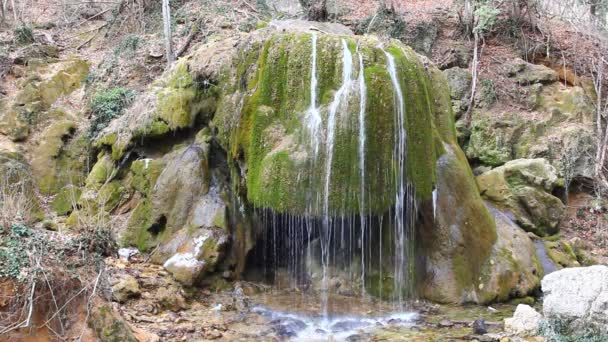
[321,38,353,319]
[385,50,415,305]
[357,50,367,295]
[307,32,322,156]
[250,38,420,318]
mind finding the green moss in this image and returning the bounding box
[30,120,76,194]
[128,158,164,196]
[85,153,116,190]
[545,240,580,268]
[387,45,436,200]
[51,185,82,216]
[156,87,199,129]
[122,200,157,251]
[212,208,226,230]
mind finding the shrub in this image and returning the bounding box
[480,79,497,105]
[88,87,135,139]
[14,25,34,45]
[114,35,140,57]
[474,2,501,34]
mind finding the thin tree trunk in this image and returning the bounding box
[162,0,174,65]
[10,0,16,23]
[465,31,480,124]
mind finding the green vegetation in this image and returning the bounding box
[480,79,497,105]
[474,1,501,34]
[89,87,135,139]
[114,35,141,57]
[14,25,34,45]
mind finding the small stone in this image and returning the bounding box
[118,247,139,262]
[439,319,454,327]
[473,319,488,334]
[204,330,223,340]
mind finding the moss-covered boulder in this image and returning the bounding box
[89,303,137,342]
[477,159,565,236]
[51,184,82,216]
[545,239,580,269]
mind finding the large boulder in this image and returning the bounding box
[541,265,608,339]
[476,159,565,236]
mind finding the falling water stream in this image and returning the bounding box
[321,38,354,320]
[385,50,415,305]
[357,49,367,296]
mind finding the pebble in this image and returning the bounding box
[439,319,454,327]
[473,319,488,334]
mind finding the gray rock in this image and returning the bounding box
[506,58,558,85]
[472,319,488,334]
[444,67,472,101]
[504,304,541,337]
[541,265,608,339]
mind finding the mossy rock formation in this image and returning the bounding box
[91,21,540,303]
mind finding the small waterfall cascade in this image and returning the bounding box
[247,36,420,319]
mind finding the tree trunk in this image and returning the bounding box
[162,0,174,65]
[463,0,475,35]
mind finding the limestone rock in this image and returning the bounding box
[504,304,542,337]
[89,303,138,342]
[506,58,558,85]
[542,265,608,339]
[151,144,210,234]
[111,274,141,303]
[162,228,229,286]
[465,85,595,181]
[443,67,472,118]
[476,159,565,236]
